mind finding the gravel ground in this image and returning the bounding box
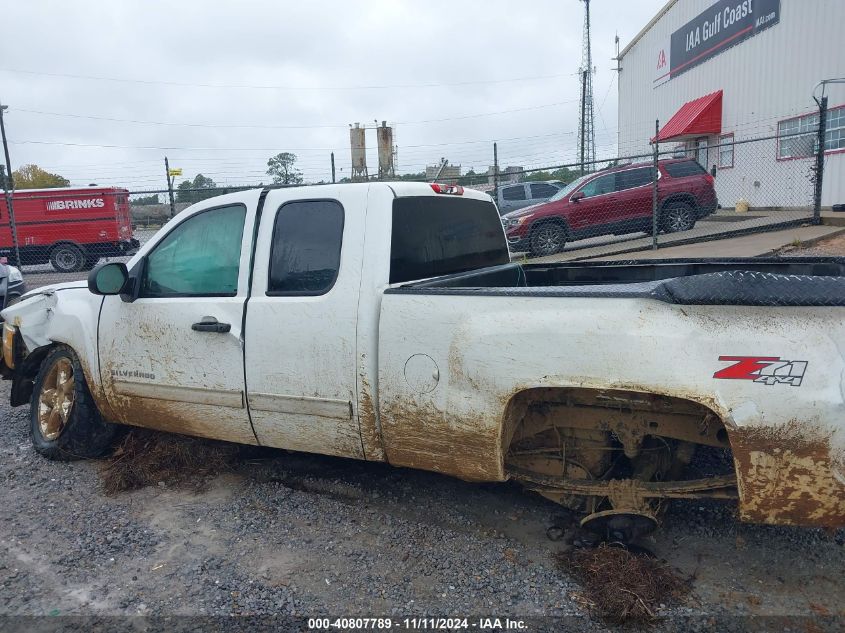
[4,230,845,632]
[1,382,844,633]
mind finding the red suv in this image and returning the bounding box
[502,159,718,257]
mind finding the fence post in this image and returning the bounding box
[0,102,22,268]
[652,119,659,250]
[812,95,827,226]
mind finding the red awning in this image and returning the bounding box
[652,90,723,143]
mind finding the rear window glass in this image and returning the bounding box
[530,183,559,198]
[390,197,509,284]
[663,160,706,177]
[502,186,526,201]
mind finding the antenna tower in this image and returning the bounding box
[577,0,596,175]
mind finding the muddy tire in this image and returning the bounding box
[50,243,86,273]
[30,345,117,461]
[529,222,567,257]
[660,202,696,233]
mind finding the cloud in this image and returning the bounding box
[0,0,665,189]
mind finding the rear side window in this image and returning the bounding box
[530,183,559,198]
[502,186,526,201]
[390,197,509,284]
[616,167,654,191]
[663,160,706,177]
[267,200,344,295]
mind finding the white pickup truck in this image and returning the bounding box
[2,182,844,539]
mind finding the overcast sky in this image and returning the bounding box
[0,0,665,191]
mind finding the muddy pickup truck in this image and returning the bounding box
[2,182,844,539]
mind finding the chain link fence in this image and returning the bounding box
[0,102,836,290]
[498,128,822,262]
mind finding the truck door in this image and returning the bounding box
[244,186,368,459]
[97,198,257,444]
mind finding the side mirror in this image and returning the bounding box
[570,191,585,203]
[88,262,129,296]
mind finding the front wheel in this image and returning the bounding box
[50,243,85,273]
[30,345,117,461]
[529,222,567,257]
[660,202,696,233]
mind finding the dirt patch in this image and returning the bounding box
[555,543,691,623]
[777,232,845,256]
[99,429,241,494]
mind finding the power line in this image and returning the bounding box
[0,67,569,91]
[11,100,581,130]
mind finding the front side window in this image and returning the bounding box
[268,200,344,296]
[578,173,616,198]
[142,204,246,297]
[502,186,526,201]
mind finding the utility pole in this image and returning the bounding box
[0,101,22,268]
[493,142,499,192]
[331,152,336,183]
[164,156,176,217]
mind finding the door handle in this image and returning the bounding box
[191,317,231,333]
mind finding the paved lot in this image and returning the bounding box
[518,209,815,263]
[1,383,843,630]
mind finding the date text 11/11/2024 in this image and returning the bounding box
[307,617,528,630]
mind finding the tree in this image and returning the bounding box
[176,173,219,203]
[521,166,577,184]
[131,193,160,205]
[266,152,303,185]
[392,171,425,182]
[11,164,70,189]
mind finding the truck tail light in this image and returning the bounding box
[430,183,464,195]
[704,173,715,186]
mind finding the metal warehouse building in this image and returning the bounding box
[616,0,844,209]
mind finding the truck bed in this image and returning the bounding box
[387,257,845,306]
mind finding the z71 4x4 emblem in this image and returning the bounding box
[714,356,808,387]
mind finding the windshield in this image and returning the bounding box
[547,174,592,201]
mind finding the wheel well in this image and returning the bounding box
[501,386,733,470]
[9,343,57,407]
[49,241,83,254]
[660,194,698,212]
[529,216,570,238]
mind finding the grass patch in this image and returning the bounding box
[555,543,691,623]
[99,429,241,494]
